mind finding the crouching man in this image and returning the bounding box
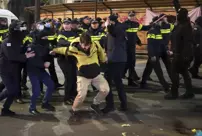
[50,32,109,115]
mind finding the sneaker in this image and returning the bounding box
[1,108,16,116]
[41,103,55,111]
[90,104,102,115]
[29,109,40,115]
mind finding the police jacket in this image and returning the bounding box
[124,20,150,46]
[86,27,106,48]
[26,43,50,75]
[53,37,106,79]
[160,22,174,52]
[106,21,127,63]
[147,25,163,57]
[171,21,193,59]
[38,27,57,48]
[57,30,78,61]
[0,36,27,74]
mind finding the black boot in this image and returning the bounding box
[164,90,179,100]
[128,79,139,87]
[179,93,195,99]
[1,108,16,116]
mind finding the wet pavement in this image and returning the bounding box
[0,59,202,136]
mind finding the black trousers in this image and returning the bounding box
[40,57,59,92]
[0,71,20,110]
[189,47,202,76]
[124,47,139,80]
[17,63,27,99]
[141,57,169,90]
[170,58,192,95]
[0,81,5,92]
[105,62,127,108]
[57,58,77,101]
[146,52,172,81]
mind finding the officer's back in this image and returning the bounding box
[0,21,27,74]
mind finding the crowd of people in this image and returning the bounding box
[0,8,201,118]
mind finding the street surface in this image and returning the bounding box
[0,59,202,136]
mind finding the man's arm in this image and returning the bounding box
[52,47,68,55]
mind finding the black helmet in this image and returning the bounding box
[9,20,27,32]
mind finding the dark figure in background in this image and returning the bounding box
[0,20,35,116]
[189,16,202,79]
[165,8,195,100]
[0,18,9,93]
[103,15,128,113]
[140,16,170,92]
[57,19,78,105]
[80,16,91,32]
[123,11,150,87]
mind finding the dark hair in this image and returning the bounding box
[80,32,92,46]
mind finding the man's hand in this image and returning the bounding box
[25,51,35,58]
[167,50,173,56]
[44,62,50,68]
[49,51,56,55]
[151,56,156,61]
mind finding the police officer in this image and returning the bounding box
[86,19,106,48]
[0,20,35,116]
[189,16,202,79]
[124,11,150,86]
[140,16,170,92]
[39,19,63,89]
[80,16,91,32]
[57,19,78,105]
[165,8,194,100]
[71,19,84,36]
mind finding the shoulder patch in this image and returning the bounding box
[6,43,11,47]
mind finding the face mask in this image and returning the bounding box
[20,26,27,31]
[37,24,44,31]
[45,23,51,28]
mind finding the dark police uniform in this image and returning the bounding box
[141,24,170,92]
[57,29,78,104]
[145,22,174,82]
[0,21,28,115]
[124,19,150,85]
